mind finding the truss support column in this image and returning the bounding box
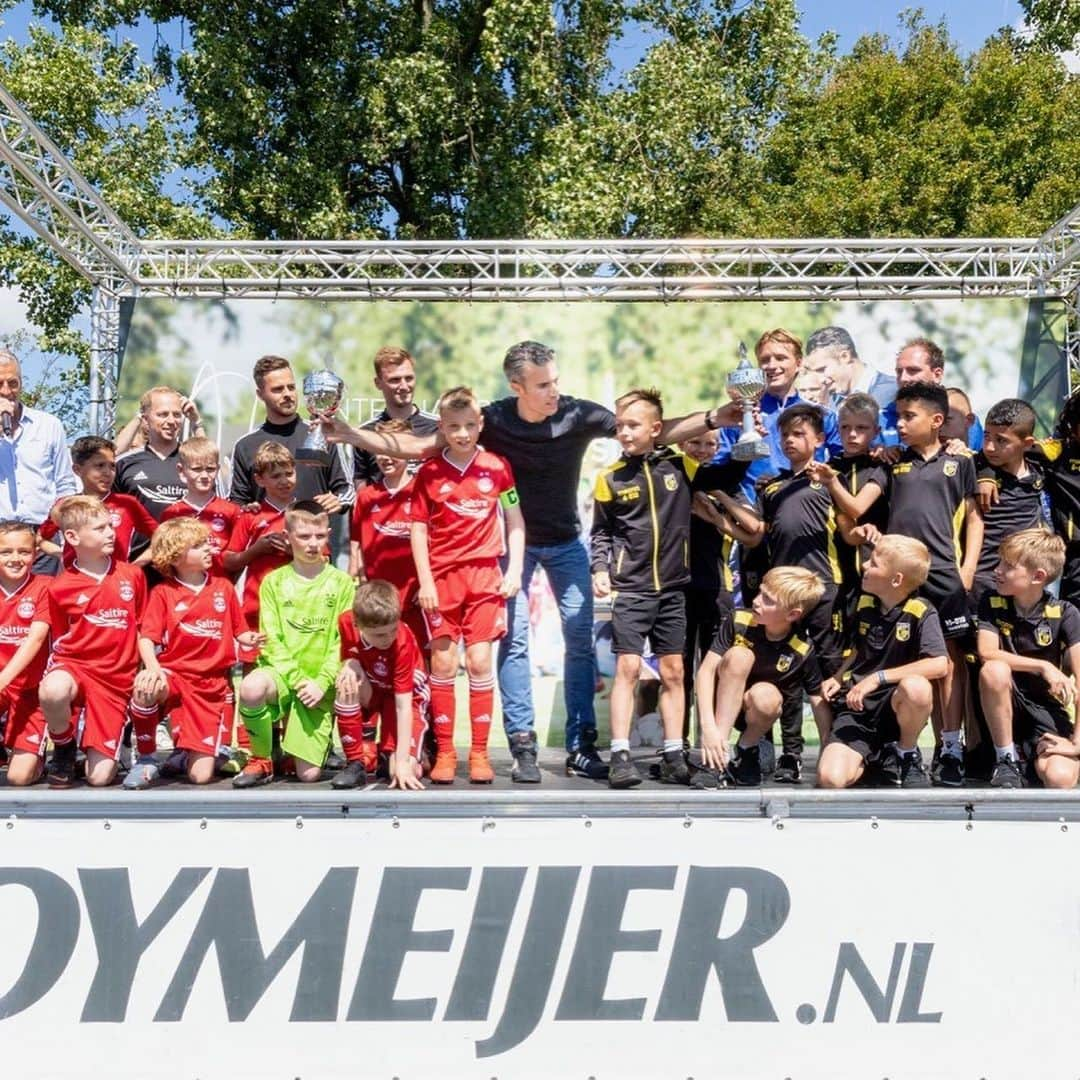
[89,283,121,435]
[1066,286,1080,394]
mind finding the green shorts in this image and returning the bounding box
[268,669,334,766]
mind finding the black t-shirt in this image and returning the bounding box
[879,448,976,571]
[829,452,889,588]
[975,456,1047,579]
[711,608,822,698]
[848,593,946,681]
[755,468,842,587]
[480,395,616,546]
[229,416,352,506]
[1027,439,1080,550]
[113,446,185,520]
[978,591,1080,703]
[352,406,439,486]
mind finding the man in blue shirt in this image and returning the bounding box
[713,328,842,498]
[804,325,897,410]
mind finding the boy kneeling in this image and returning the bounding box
[818,535,948,789]
[977,527,1080,789]
[693,567,831,789]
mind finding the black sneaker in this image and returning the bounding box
[731,744,763,786]
[510,732,542,783]
[331,760,367,790]
[608,749,641,789]
[934,751,965,787]
[659,748,690,785]
[772,752,802,784]
[567,745,609,780]
[990,755,1023,789]
[900,751,930,788]
[48,739,78,787]
[325,750,347,772]
[876,747,902,788]
[690,764,735,790]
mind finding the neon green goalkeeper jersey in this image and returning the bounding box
[257,562,356,695]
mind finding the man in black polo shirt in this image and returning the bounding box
[353,345,438,488]
[229,355,351,510]
[323,339,745,783]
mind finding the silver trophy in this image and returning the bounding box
[725,343,770,462]
[299,368,345,455]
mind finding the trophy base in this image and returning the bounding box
[731,437,772,462]
[295,444,331,464]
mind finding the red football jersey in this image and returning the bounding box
[161,497,241,573]
[339,614,428,698]
[225,499,290,625]
[40,492,158,568]
[350,477,417,604]
[141,574,246,677]
[409,450,515,575]
[48,560,146,676]
[0,575,53,692]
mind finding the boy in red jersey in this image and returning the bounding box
[0,522,53,784]
[410,386,525,784]
[39,436,159,568]
[223,441,296,629]
[348,418,427,645]
[39,496,147,787]
[126,518,262,788]
[161,436,241,575]
[332,578,428,789]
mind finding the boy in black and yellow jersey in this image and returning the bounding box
[591,387,747,789]
[977,528,1080,789]
[817,535,948,790]
[810,382,982,786]
[692,567,830,789]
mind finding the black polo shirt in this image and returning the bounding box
[113,445,185,520]
[878,448,976,572]
[479,395,615,547]
[710,608,822,698]
[975,456,1047,578]
[353,406,439,485]
[829,452,889,587]
[1029,438,1080,545]
[755,468,842,587]
[978,591,1080,703]
[848,593,946,681]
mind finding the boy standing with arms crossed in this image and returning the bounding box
[411,387,524,784]
[40,496,147,787]
[233,502,355,787]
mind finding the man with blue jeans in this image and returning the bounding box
[324,339,744,782]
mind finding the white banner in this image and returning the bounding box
[0,815,1075,1079]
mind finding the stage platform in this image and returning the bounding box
[2,746,1079,821]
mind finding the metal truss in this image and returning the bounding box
[88,282,123,434]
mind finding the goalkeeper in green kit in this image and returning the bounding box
[233,501,356,787]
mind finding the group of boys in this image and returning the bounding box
[0,384,520,790]
[589,331,1080,791]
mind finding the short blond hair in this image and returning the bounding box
[139,385,182,413]
[373,346,415,377]
[874,534,932,590]
[150,518,211,573]
[437,385,480,415]
[352,579,401,629]
[252,441,294,476]
[1000,527,1066,582]
[284,500,329,532]
[755,328,803,361]
[760,566,825,615]
[178,435,219,467]
[615,386,664,420]
[52,495,108,532]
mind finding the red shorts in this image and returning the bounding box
[366,689,429,757]
[0,686,46,756]
[402,602,429,650]
[424,563,506,645]
[49,662,133,758]
[162,671,232,756]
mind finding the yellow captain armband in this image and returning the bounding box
[500,486,520,509]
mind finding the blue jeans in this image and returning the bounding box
[498,537,596,751]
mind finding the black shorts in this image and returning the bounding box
[1012,682,1072,745]
[802,583,844,676]
[611,590,686,656]
[920,566,973,640]
[827,685,898,762]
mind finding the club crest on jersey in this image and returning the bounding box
[119,582,135,602]
[664,474,679,492]
[109,511,122,527]
[374,660,388,678]
[16,598,35,619]
[943,461,958,477]
[896,622,911,642]
[211,516,226,532]
[213,594,227,613]
[1036,621,1053,647]
[477,477,494,493]
[776,654,793,673]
